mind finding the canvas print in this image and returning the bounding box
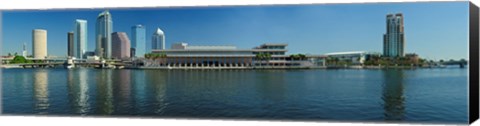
[0,1,475,125]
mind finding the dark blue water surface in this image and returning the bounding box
[1,68,468,124]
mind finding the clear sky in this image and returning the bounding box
[1,1,469,60]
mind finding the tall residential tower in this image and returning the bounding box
[74,19,87,59]
[96,10,113,59]
[151,28,165,51]
[383,13,405,57]
[32,29,47,59]
[131,25,146,57]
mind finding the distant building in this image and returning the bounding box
[151,28,165,51]
[96,10,113,59]
[67,32,74,57]
[131,25,146,57]
[86,55,100,63]
[383,13,405,57]
[112,32,131,59]
[405,53,420,64]
[325,51,381,65]
[32,29,47,59]
[74,19,87,59]
[22,43,27,57]
[84,51,96,57]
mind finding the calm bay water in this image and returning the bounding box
[1,68,468,124]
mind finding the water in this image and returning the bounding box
[1,68,468,124]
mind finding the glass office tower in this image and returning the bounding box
[74,19,87,59]
[131,25,146,57]
[96,10,113,59]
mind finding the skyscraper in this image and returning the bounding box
[32,29,47,59]
[74,19,87,59]
[67,32,74,57]
[152,28,165,51]
[96,10,113,59]
[111,32,131,59]
[131,25,146,57]
[383,13,405,57]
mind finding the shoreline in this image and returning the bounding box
[1,64,463,70]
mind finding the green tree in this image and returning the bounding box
[144,53,152,59]
[10,56,31,64]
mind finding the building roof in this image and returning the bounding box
[254,43,288,49]
[133,24,144,28]
[262,43,288,46]
[33,29,47,32]
[75,19,87,22]
[154,28,164,35]
[98,10,111,18]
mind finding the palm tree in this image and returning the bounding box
[144,53,151,59]
[256,53,271,66]
[298,54,306,60]
[265,53,272,66]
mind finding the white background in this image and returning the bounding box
[0,0,479,126]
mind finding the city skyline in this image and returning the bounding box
[1,2,469,60]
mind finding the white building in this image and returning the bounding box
[151,28,165,51]
[32,29,47,59]
[22,43,27,57]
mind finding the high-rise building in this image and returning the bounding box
[111,32,131,59]
[96,10,113,59]
[131,25,146,57]
[151,28,165,51]
[32,29,47,59]
[22,43,27,57]
[74,19,87,59]
[383,13,405,57]
[67,32,74,57]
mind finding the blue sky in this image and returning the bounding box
[1,1,469,60]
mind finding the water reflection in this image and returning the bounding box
[2,68,467,123]
[255,70,287,102]
[67,69,90,114]
[33,70,49,113]
[96,69,114,115]
[113,70,133,114]
[145,70,167,114]
[382,70,406,121]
